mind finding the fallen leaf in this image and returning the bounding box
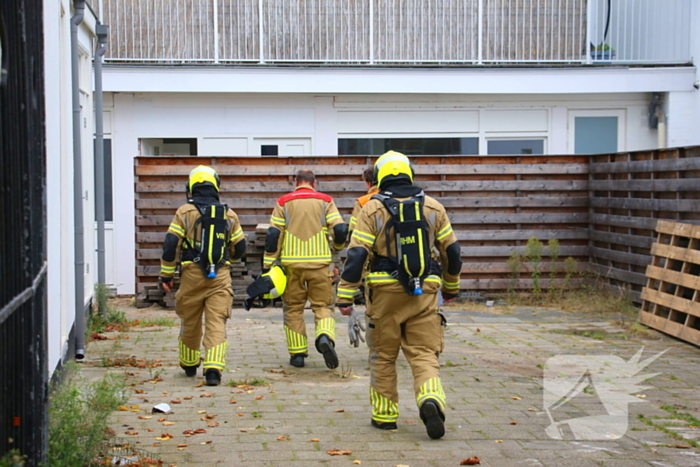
[135,389,148,394]
[353,461,362,465]
[184,396,193,400]
[162,422,175,426]
[197,410,207,414]
[240,430,247,433]
[117,406,129,411]
[195,382,204,388]
[177,448,185,451]
[138,416,152,420]
[510,421,517,425]
[334,409,345,413]
[230,400,237,404]
[194,429,207,434]
[512,397,522,400]
[162,391,169,395]
[496,439,503,443]
[276,436,286,441]
[460,457,481,465]
[635,394,647,399]
[125,431,139,435]
[157,417,166,422]
[237,413,244,417]
[327,399,335,402]
[404,420,416,424]
[476,328,481,332]
[200,393,214,398]
[207,420,220,427]
[170,400,182,404]
[177,444,188,448]
[326,449,352,456]
[528,408,537,412]
[201,440,213,444]
[255,396,264,400]
[310,438,320,442]
[674,444,691,449]
[147,428,154,432]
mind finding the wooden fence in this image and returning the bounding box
[589,146,700,302]
[134,155,590,296]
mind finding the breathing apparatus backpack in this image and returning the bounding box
[372,191,435,296]
[184,203,230,278]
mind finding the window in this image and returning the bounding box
[261,145,279,156]
[487,139,544,155]
[574,117,618,154]
[140,138,197,156]
[338,137,478,156]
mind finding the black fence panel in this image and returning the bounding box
[0,0,48,465]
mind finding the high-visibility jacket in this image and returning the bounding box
[337,191,461,302]
[160,203,245,278]
[264,185,346,270]
[349,185,379,235]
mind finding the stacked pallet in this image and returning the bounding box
[136,280,177,309]
[639,220,700,345]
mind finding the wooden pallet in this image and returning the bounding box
[639,220,700,345]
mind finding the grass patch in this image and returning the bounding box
[660,405,700,426]
[637,414,700,449]
[227,378,267,387]
[0,450,25,467]
[48,362,128,467]
[126,316,176,327]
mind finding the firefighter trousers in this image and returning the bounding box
[282,265,335,356]
[365,290,446,424]
[175,263,232,373]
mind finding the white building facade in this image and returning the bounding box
[99,0,700,295]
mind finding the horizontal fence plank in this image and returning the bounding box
[589,231,654,250]
[645,265,700,290]
[135,196,590,211]
[589,247,651,268]
[136,163,589,177]
[136,180,589,193]
[590,157,700,174]
[588,262,647,286]
[459,278,586,290]
[590,214,660,231]
[638,312,700,345]
[655,219,700,239]
[590,179,699,192]
[641,288,700,318]
[590,197,700,212]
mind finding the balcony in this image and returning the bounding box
[101,0,692,66]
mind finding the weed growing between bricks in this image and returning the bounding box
[47,362,128,467]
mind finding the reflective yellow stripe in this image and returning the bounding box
[203,341,229,370]
[351,231,375,245]
[263,256,275,265]
[326,212,341,222]
[284,325,308,354]
[161,265,176,273]
[271,216,286,226]
[179,340,201,366]
[349,216,357,227]
[169,223,185,236]
[437,225,453,241]
[416,377,446,410]
[281,256,332,262]
[415,202,426,277]
[370,387,399,423]
[230,228,244,241]
[315,318,335,340]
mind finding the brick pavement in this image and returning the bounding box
[80,301,700,467]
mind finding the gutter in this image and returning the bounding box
[94,22,108,313]
[71,0,86,359]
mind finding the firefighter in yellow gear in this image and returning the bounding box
[264,169,348,369]
[160,165,246,386]
[336,151,462,439]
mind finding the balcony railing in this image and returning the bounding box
[102,0,692,65]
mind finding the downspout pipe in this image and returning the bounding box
[71,0,86,359]
[94,23,108,314]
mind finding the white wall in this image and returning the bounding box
[44,0,97,375]
[109,91,660,294]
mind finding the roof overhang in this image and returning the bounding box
[102,65,697,95]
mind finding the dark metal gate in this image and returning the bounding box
[0,0,49,465]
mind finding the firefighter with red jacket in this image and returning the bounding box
[264,169,348,369]
[336,152,462,439]
[160,166,246,386]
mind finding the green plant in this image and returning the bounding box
[507,250,523,300]
[547,239,560,295]
[47,362,128,467]
[88,287,126,338]
[227,378,267,387]
[562,257,578,291]
[0,450,25,467]
[524,237,544,296]
[592,43,615,52]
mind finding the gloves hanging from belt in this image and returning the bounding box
[348,309,366,348]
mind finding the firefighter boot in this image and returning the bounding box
[205,369,221,386]
[289,354,306,368]
[315,335,338,369]
[419,399,445,439]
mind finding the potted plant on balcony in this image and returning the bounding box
[591,43,616,62]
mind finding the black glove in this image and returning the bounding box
[441,291,458,303]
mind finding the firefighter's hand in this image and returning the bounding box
[348,309,366,347]
[441,291,458,304]
[337,304,353,316]
[160,277,174,293]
